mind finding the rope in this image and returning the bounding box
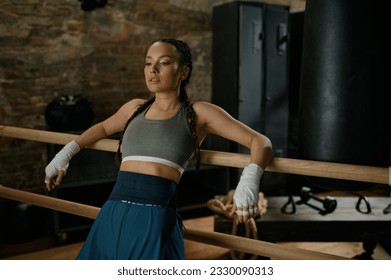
[207,190,268,259]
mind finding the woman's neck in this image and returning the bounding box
[153,94,181,111]
[145,96,181,120]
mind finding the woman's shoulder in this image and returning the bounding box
[127,98,148,107]
[192,100,228,114]
[120,98,148,111]
[115,98,148,119]
[192,101,234,126]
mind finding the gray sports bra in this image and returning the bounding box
[121,103,196,174]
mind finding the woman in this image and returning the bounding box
[44,38,273,259]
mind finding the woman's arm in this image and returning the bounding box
[194,101,272,167]
[75,98,145,147]
[194,101,273,222]
[44,98,145,190]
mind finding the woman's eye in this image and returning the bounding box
[160,61,170,65]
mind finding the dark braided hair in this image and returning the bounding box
[115,38,201,170]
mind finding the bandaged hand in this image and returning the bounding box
[232,163,263,223]
[45,140,80,191]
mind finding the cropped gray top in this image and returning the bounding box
[121,103,196,174]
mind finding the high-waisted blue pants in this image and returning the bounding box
[76,171,184,260]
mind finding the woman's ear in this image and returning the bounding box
[181,66,190,80]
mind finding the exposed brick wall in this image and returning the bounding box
[0,0,302,192]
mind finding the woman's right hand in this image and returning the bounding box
[45,170,65,191]
[44,140,80,191]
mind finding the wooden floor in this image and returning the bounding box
[2,216,390,260]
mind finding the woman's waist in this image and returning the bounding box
[109,170,178,208]
[120,160,181,183]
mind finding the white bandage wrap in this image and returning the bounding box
[248,206,258,216]
[233,163,264,209]
[45,140,80,178]
[235,210,249,216]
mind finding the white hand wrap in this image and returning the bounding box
[233,163,263,209]
[45,140,80,178]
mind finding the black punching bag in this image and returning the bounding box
[298,0,389,191]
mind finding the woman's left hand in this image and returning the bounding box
[230,163,263,223]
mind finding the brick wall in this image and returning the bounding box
[0,0,303,192]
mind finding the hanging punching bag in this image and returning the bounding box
[298,0,389,191]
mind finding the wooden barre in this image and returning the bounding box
[1,125,389,185]
[0,185,348,260]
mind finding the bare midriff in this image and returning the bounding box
[119,160,182,184]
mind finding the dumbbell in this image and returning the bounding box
[298,186,337,215]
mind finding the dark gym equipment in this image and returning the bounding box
[80,0,96,11]
[210,1,291,193]
[80,0,107,11]
[44,95,94,132]
[356,196,372,214]
[383,204,391,215]
[298,0,390,191]
[297,186,337,215]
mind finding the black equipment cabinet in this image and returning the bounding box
[211,1,291,193]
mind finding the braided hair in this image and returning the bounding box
[115,38,201,170]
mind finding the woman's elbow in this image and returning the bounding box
[261,135,273,160]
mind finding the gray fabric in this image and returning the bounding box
[121,103,196,170]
